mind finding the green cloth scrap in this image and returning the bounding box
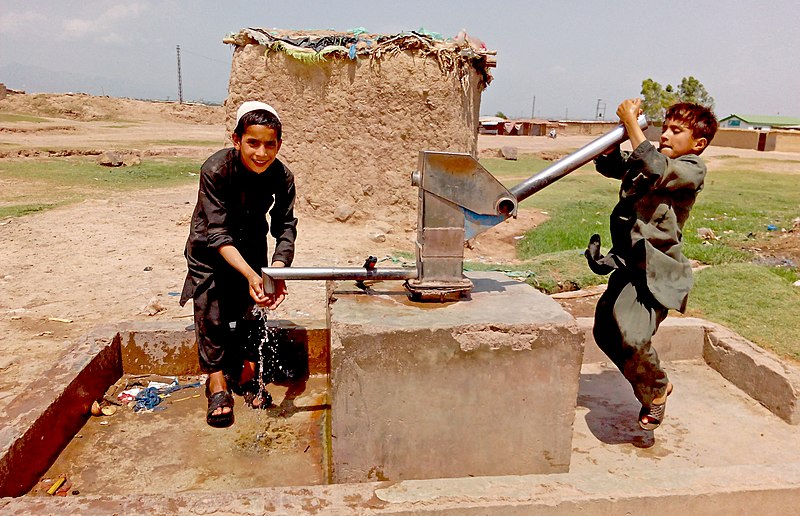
[349,27,369,36]
[415,28,445,40]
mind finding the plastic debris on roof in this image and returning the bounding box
[223,27,495,85]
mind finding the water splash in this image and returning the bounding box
[251,306,272,404]
[249,306,297,385]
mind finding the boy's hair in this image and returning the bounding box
[234,109,282,141]
[665,103,718,150]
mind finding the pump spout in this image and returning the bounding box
[509,115,648,202]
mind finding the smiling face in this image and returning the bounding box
[232,125,281,174]
[659,119,707,158]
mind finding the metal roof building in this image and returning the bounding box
[719,114,800,130]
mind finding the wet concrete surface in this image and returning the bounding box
[26,358,800,499]
[30,376,329,496]
[572,360,800,473]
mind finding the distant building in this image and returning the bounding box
[718,114,800,131]
[478,116,556,136]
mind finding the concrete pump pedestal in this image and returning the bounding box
[328,271,584,483]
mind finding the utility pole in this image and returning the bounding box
[176,45,184,104]
[595,98,606,120]
[565,107,568,120]
[531,95,536,119]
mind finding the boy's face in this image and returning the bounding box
[659,118,707,158]
[233,125,281,174]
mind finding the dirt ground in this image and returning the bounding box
[1,93,798,410]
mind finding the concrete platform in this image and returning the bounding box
[328,272,584,482]
[2,276,800,513]
[5,356,800,514]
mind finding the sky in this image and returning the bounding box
[1,0,799,120]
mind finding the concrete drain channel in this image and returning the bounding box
[2,277,800,514]
[0,319,331,499]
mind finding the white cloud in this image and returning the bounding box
[0,10,47,34]
[59,2,149,42]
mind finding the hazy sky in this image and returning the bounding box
[1,1,798,120]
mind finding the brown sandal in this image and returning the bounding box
[639,384,673,431]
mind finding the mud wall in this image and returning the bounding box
[226,45,484,227]
[774,130,800,152]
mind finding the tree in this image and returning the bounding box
[641,78,665,122]
[640,77,715,122]
[495,111,508,119]
[677,76,715,110]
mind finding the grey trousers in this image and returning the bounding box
[593,269,670,406]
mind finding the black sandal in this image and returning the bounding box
[639,383,673,431]
[205,379,235,428]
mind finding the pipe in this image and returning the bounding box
[509,115,648,202]
[261,266,418,293]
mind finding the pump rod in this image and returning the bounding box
[261,266,417,294]
[509,115,648,203]
[262,267,417,281]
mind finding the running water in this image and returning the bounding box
[250,305,294,401]
[252,305,271,405]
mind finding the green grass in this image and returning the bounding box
[476,153,800,362]
[133,139,222,147]
[689,264,800,360]
[0,112,50,123]
[0,203,60,219]
[0,156,201,216]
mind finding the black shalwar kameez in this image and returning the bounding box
[180,148,297,373]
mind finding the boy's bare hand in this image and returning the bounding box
[248,274,269,306]
[616,98,646,150]
[616,98,642,125]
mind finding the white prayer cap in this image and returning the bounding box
[235,101,280,126]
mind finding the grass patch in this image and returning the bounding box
[466,249,605,294]
[0,156,201,217]
[0,156,200,189]
[478,153,800,361]
[689,264,800,361]
[134,140,222,147]
[0,112,50,123]
[0,203,60,218]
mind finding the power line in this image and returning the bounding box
[180,48,230,65]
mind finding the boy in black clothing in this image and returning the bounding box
[180,101,298,428]
[586,98,717,430]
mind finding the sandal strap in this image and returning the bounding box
[207,390,234,413]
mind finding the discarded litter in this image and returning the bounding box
[123,378,203,413]
[134,387,164,412]
[46,475,66,495]
[767,224,778,231]
[696,227,718,240]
